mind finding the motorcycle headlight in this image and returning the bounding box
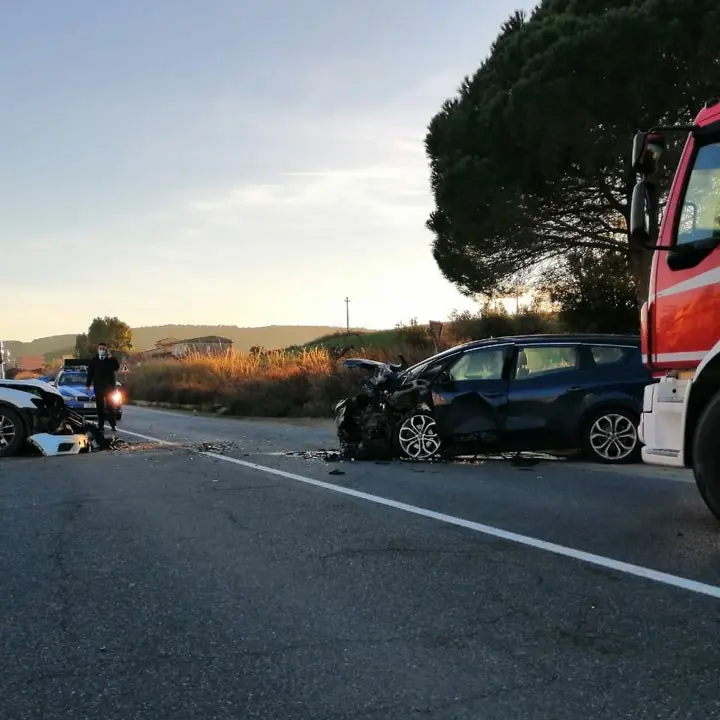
[110,390,123,404]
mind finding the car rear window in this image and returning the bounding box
[589,345,637,366]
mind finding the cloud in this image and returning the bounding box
[189,153,432,232]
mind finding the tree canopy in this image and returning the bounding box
[74,317,133,357]
[538,250,640,333]
[425,0,720,302]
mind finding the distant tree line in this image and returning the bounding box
[74,316,133,358]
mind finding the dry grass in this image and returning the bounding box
[124,345,434,418]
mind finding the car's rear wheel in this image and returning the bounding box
[0,406,27,458]
[394,412,442,460]
[583,407,640,464]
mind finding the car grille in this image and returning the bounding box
[75,395,90,402]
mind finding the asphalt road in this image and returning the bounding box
[2,405,720,719]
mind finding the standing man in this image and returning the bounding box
[86,342,120,433]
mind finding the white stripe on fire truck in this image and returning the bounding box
[641,350,707,364]
[656,266,720,298]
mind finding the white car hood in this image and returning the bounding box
[0,385,43,409]
[0,379,64,404]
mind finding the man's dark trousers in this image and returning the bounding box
[94,387,116,431]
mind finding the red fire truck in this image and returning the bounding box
[631,98,720,518]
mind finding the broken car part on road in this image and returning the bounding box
[335,334,654,464]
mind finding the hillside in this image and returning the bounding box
[5,324,361,359]
[304,329,405,349]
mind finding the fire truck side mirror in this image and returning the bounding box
[629,179,658,246]
[632,132,665,175]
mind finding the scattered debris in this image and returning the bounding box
[193,440,238,455]
[282,449,342,462]
[105,437,135,452]
[275,447,564,468]
[328,468,345,476]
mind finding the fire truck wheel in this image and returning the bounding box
[693,391,720,521]
[582,407,641,464]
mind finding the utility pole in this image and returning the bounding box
[344,297,351,333]
[0,340,5,380]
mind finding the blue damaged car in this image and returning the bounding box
[52,360,123,422]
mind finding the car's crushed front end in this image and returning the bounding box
[0,379,113,457]
[334,358,434,460]
[0,379,69,436]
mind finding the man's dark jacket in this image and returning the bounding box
[86,354,120,391]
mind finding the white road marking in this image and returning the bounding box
[118,427,720,600]
[120,429,176,445]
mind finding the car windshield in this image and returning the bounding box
[58,372,87,386]
[400,345,469,381]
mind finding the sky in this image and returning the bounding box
[0,0,537,342]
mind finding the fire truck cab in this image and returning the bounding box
[631,98,720,518]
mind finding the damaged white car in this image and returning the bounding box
[0,379,97,457]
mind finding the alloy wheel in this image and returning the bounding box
[397,414,442,460]
[589,413,638,461]
[0,412,17,449]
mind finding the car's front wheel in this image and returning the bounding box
[0,406,27,458]
[583,407,640,464]
[394,412,442,460]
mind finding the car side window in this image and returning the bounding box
[590,345,632,366]
[447,347,506,381]
[514,346,579,380]
[675,140,720,247]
